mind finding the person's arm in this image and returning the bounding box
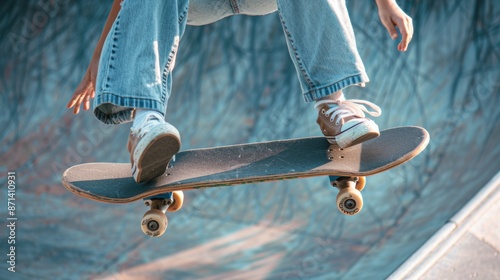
[375,0,413,52]
[67,0,122,114]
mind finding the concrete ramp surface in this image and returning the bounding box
[0,1,499,279]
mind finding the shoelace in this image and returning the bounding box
[315,99,382,125]
[133,114,164,138]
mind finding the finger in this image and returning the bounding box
[72,97,82,114]
[67,89,83,108]
[73,102,80,114]
[67,82,89,108]
[83,94,91,111]
[396,19,409,51]
[68,92,81,112]
[67,96,77,109]
[84,86,96,111]
[73,92,87,114]
[403,18,413,51]
[69,79,94,112]
[407,17,414,44]
[381,16,398,40]
[67,94,83,110]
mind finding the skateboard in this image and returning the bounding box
[62,126,429,237]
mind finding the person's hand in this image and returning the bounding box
[376,0,413,52]
[67,57,98,114]
[67,0,122,114]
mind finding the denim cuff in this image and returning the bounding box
[302,73,370,103]
[93,91,165,125]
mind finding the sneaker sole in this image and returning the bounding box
[327,120,380,149]
[133,127,181,183]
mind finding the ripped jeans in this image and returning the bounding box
[93,0,369,124]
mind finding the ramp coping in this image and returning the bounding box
[388,170,500,279]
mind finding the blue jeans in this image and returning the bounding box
[94,0,369,124]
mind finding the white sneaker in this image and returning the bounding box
[127,114,181,183]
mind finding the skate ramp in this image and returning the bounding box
[1,1,499,279]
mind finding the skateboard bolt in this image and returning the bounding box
[344,199,356,210]
[148,220,159,231]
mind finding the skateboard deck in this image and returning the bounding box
[63,126,428,202]
[62,126,429,236]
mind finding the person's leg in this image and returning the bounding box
[94,0,189,182]
[93,0,275,123]
[277,0,381,148]
[92,0,277,183]
[94,0,190,124]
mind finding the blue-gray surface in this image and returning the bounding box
[1,1,499,279]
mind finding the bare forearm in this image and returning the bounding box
[68,0,121,114]
[92,0,122,60]
[375,0,396,6]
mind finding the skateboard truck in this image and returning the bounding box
[330,176,366,216]
[140,191,184,237]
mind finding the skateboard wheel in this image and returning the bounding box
[167,191,184,212]
[336,188,363,216]
[141,209,168,237]
[355,177,366,192]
